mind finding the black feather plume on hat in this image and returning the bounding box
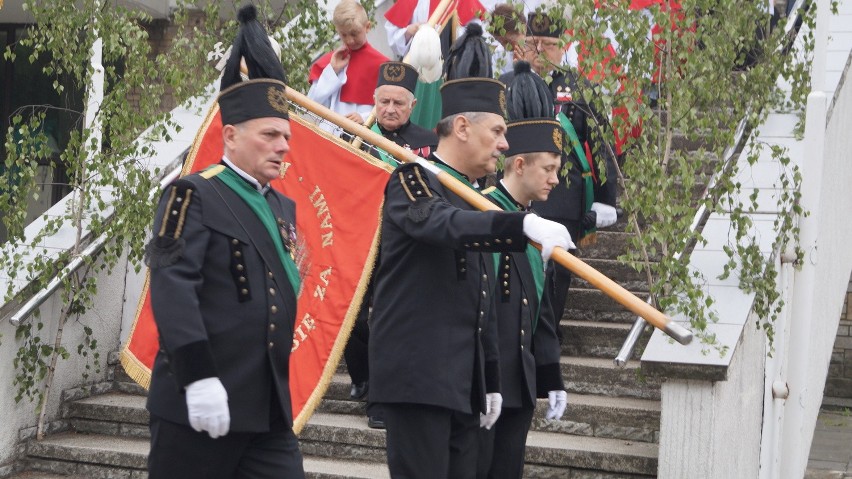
[221,4,287,91]
[443,22,493,80]
[505,61,554,120]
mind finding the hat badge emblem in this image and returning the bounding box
[498,90,508,118]
[383,64,406,83]
[267,86,289,114]
[553,127,564,151]
[532,14,550,32]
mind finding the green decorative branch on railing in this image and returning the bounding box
[526,0,819,351]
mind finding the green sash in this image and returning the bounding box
[369,123,398,167]
[481,185,544,333]
[212,166,301,296]
[556,112,596,239]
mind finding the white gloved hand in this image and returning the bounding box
[523,214,576,265]
[546,390,568,420]
[591,202,617,229]
[480,392,503,430]
[186,377,230,439]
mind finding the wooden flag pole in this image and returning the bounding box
[351,0,456,147]
[287,87,692,346]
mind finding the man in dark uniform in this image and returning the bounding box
[144,6,305,478]
[369,61,438,163]
[344,61,439,429]
[500,12,619,335]
[369,77,574,479]
[477,119,569,479]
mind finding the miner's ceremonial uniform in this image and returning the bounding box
[370,77,575,479]
[145,6,305,478]
[370,155,525,477]
[501,59,618,340]
[477,120,567,479]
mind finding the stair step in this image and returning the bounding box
[533,394,660,443]
[303,456,390,479]
[301,412,657,475]
[562,357,661,400]
[523,429,657,476]
[579,231,656,261]
[26,433,148,474]
[5,472,86,479]
[300,412,387,463]
[562,289,650,324]
[562,320,651,359]
[574,259,649,292]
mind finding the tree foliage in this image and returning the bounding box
[516,0,815,349]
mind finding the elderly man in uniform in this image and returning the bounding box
[369,77,574,478]
[477,119,569,479]
[368,61,439,164]
[344,61,438,430]
[144,6,304,479]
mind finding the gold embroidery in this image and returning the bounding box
[268,86,289,114]
[398,172,417,202]
[499,90,508,118]
[383,63,405,83]
[412,168,433,198]
[553,128,563,151]
[174,190,194,239]
[158,186,178,237]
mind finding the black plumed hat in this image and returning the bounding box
[443,22,493,80]
[505,61,554,120]
[218,5,289,125]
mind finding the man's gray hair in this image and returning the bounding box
[435,112,489,138]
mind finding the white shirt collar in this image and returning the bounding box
[222,156,270,194]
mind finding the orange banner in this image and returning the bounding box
[120,104,392,433]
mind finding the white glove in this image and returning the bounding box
[480,392,503,430]
[186,377,230,439]
[546,390,568,420]
[522,214,576,265]
[591,202,617,228]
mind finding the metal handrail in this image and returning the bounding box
[613,0,809,366]
[7,163,183,327]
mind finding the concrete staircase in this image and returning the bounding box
[6,134,720,478]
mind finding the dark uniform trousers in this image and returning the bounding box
[145,166,304,479]
[476,407,536,479]
[369,160,529,479]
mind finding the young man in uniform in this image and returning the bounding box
[369,77,575,478]
[145,7,304,478]
[477,118,568,478]
[500,12,619,335]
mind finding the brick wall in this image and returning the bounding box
[825,275,852,399]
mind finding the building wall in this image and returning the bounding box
[825,274,852,399]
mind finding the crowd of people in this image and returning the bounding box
[142,1,641,478]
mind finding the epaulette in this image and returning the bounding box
[396,163,441,223]
[200,164,226,179]
[144,178,195,268]
[480,186,497,195]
